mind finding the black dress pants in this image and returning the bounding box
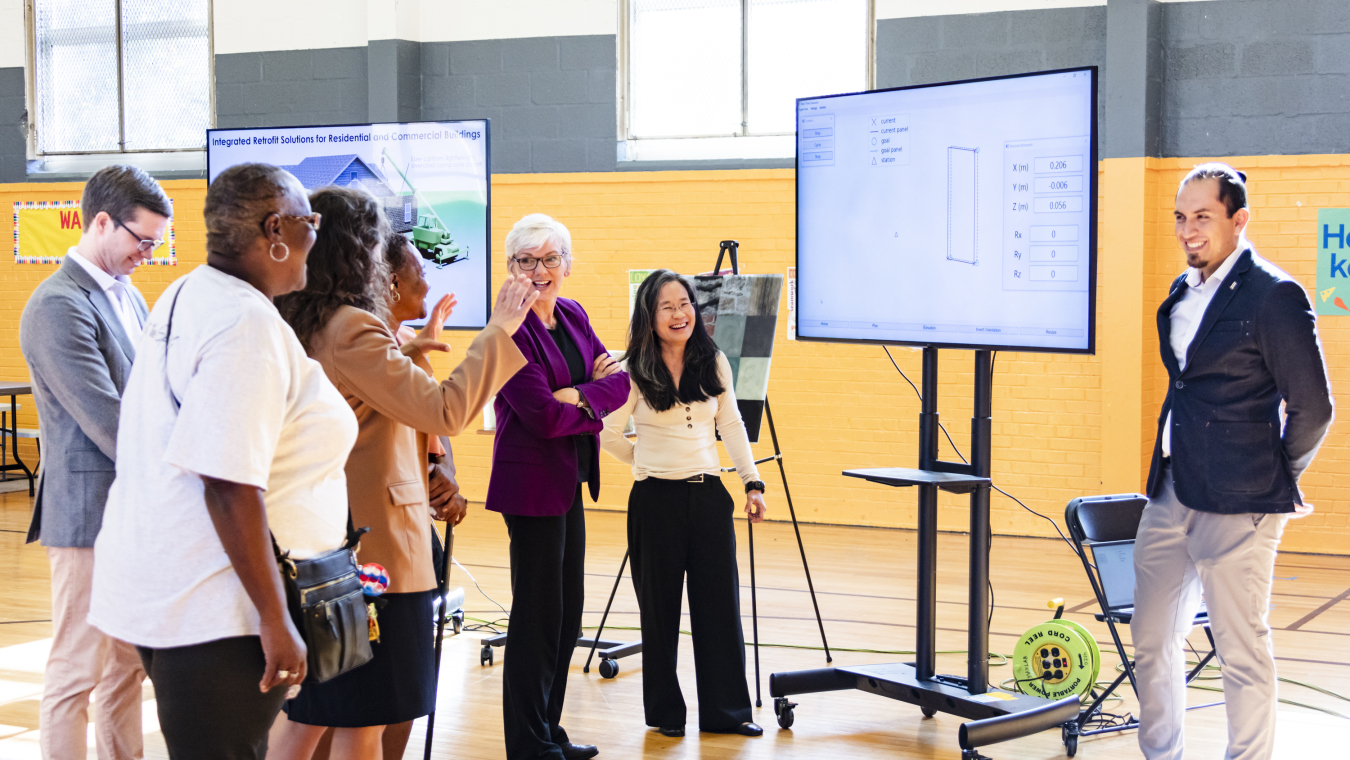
[136,636,288,760]
[628,477,753,731]
[501,484,586,760]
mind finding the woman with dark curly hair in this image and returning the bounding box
[268,186,538,760]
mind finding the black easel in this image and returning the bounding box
[765,347,1079,758]
[581,240,833,709]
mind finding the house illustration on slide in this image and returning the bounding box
[278,154,417,232]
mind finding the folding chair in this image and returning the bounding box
[1060,493,1222,756]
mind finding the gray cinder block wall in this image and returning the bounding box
[215,35,616,175]
[421,35,617,173]
[0,67,25,183]
[215,46,371,131]
[1161,0,1350,156]
[876,7,1109,156]
[8,0,1350,183]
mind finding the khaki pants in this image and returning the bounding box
[42,547,145,760]
[1132,466,1286,760]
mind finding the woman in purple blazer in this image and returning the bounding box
[485,214,630,760]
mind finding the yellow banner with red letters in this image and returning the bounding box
[12,201,175,265]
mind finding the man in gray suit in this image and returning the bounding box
[1134,164,1333,760]
[20,165,171,760]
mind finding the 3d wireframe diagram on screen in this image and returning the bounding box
[947,146,979,265]
[692,274,784,444]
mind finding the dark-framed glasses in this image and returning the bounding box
[113,218,165,253]
[511,254,564,270]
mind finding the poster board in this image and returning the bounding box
[693,273,784,443]
[13,200,177,265]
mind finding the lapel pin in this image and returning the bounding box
[1229,282,1237,290]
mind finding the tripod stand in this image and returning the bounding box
[580,240,833,708]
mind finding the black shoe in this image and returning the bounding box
[657,726,685,737]
[559,741,599,760]
[706,722,763,737]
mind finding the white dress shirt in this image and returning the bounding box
[1162,244,1245,457]
[68,248,143,342]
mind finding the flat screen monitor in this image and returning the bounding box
[795,68,1097,353]
[207,120,491,330]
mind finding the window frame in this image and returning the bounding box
[23,0,217,163]
[617,0,875,155]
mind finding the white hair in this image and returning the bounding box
[504,213,572,262]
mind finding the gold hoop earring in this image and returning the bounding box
[269,241,290,262]
[392,290,401,303]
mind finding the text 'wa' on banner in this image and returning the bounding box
[1318,208,1350,316]
[12,201,176,265]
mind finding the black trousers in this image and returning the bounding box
[628,477,752,731]
[136,636,288,760]
[501,484,586,760]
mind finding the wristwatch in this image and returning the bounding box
[745,480,766,495]
[576,390,595,419]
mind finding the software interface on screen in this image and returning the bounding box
[797,69,1095,351]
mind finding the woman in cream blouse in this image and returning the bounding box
[598,269,768,739]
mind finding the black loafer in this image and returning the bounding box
[558,741,599,760]
[707,722,763,737]
[657,726,685,737]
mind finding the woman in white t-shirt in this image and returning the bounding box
[598,270,769,739]
[89,163,346,760]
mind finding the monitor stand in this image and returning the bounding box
[767,346,1080,758]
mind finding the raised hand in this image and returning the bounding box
[401,293,456,356]
[423,293,456,336]
[488,274,541,335]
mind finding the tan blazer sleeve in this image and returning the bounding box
[328,308,528,436]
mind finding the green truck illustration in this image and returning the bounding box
[382,149,467,268]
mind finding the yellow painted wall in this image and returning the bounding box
[1,157,1347,552]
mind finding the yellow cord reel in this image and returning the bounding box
[1012,599,1101,701]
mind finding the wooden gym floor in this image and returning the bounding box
[0,484,1347,759]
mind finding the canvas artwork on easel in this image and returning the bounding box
[692,274,784,443]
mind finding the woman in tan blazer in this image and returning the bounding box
[268,186,537,760]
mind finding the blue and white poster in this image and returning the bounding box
[208,120,490,329]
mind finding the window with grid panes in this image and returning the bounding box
[625,0,867,159]
[34,0,211,155]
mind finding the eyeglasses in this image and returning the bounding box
[259,212,322,234]
[113,218,165,253]
[511,254,564,271]
[658,301,695,317]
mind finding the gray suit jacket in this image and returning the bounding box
[20,254,148,546]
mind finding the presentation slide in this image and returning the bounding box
[796,68,1096,352]
[207,120,490,329]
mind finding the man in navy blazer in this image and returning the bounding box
[1133,164,1333,760]
[20,166,171,760]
